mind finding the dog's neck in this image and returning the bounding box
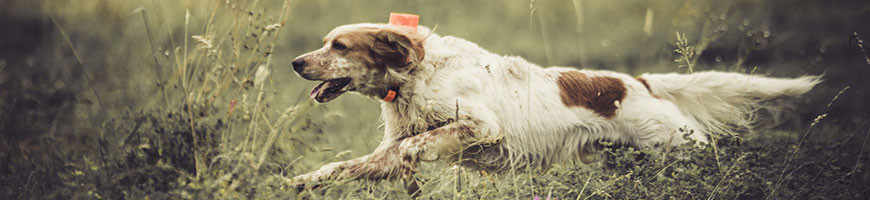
[355,80,412,104]
[370,86,402,102]
[361,62,433,104]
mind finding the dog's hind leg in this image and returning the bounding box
[619,94,708,147]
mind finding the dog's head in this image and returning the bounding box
[292,23,425,103]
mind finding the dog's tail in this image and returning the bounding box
[638,71,822,135]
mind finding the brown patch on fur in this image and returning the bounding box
[557,71,627,118]
[371,27,425,68]
[635,77,659,98]
[330,31,377,67]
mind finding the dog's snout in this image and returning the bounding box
[292,58,306,72]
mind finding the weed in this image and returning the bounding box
[674,31,696,73]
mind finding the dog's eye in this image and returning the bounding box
[332,42,347,50]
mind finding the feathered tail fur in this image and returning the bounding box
[639,71,822,135]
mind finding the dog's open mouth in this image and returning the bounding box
[310,77,351,103]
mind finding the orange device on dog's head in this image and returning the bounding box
[388,13,419,33]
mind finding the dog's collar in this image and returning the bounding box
[382,86,400,103]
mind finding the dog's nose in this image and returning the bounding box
[292,58,306,73]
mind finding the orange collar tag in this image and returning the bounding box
[383,89,397,102]
[388,13,419,32]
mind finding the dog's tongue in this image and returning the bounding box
[310,81,330,99]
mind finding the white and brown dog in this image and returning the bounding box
[289,23,820,188]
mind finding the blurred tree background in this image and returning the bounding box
[1,0,869,199]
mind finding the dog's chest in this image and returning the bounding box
[382,101,456,138]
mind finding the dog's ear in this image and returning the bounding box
[371,28,425,68]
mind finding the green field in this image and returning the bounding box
[1,0,869,199]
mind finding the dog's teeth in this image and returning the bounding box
[311,81,329,99]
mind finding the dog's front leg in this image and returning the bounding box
[398,117,494,175]
[291,143,406,188]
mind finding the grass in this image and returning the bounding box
[1,0,868,199]
[674,31,696,73]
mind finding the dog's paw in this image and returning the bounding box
[286,178,307,192]
[288,174,316,191]
[287,181,325,194]
[288,163,342,192]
